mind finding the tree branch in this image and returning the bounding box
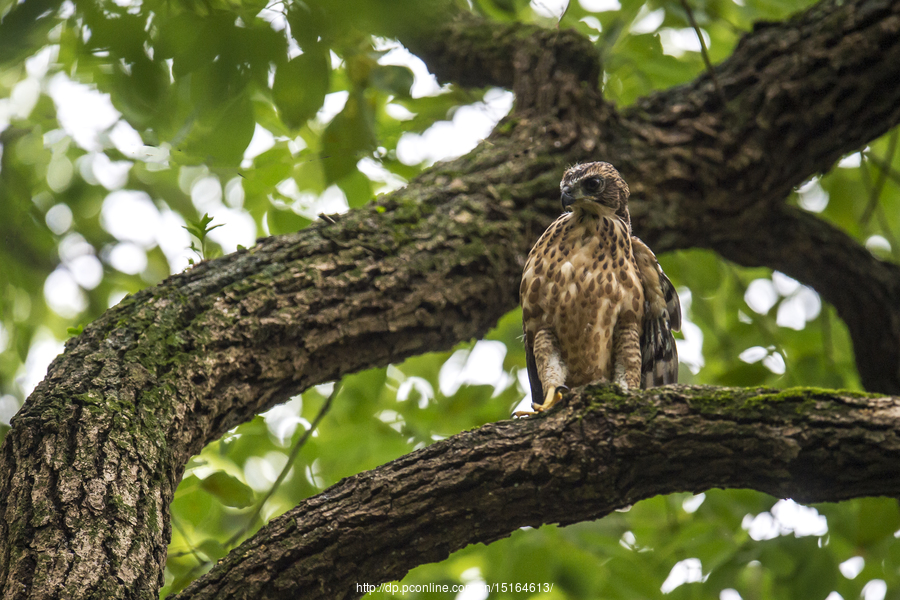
[5,0,900,597]
[172,384,900,600]
[404,14,602,101]
[714,206,900,393]
[0,169,543,598]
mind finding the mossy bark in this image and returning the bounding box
[173,384,900,600]
[407,0,900,393]
[2,0,900,598]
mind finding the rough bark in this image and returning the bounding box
[407,0,900,392]
[3,0,900,598]
[173,385,900,600]
[0,187,532,599]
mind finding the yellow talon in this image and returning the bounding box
[513,386,568,417]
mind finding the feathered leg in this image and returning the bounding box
[515,329,568,416]
[612,314,642,390]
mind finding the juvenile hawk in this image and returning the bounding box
[518,162,681,414]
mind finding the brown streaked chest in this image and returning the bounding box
[519,213,645,383]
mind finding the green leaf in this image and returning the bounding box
[336,168,373,209]
[370,65,414,98]
[273,47,331,130]
[199,472,255,509]
[180,92,256,165]
[285,2,329,47]
[183,213,223,243]
[241,143,294,198]
[0,0,63,67]
[266,208,311,235]
[107,57,174,130]
[321,93,377,184]
[157,13,221,78]
[197,539,227,563]
[789,543,837,600]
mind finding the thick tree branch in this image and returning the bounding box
[5,0,900,597]
[408,0,900,393]
[404,14,602,100]
[715,206,900,392]
[173,384,900,600]
[0,169,545,598]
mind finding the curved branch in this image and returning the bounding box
[173,384,900,600]
[404,14,602,101]
[615,0,900,232]
[406,0,900,394]
[0,160,545,598]
[714,206,900,393]
[5,0,900,597]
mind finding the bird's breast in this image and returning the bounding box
[521,215,644,384]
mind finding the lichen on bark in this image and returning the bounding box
[2,0,900,598]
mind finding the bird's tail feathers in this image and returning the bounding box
[640,305,679,388]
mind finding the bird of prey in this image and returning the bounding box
[518,162,681,415]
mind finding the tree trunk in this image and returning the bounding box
[2,0,900,597]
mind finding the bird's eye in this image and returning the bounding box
[582,177,604,193]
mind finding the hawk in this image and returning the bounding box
[518,162,681,415]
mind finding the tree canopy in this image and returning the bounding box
[2,0,900,598]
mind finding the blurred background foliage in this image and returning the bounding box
[1,0,899,597]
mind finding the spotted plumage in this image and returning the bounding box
[518,162,681,414]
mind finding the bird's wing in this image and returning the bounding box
[524,330,544,408]
[632,237,681,387]
[520,234,547,408]
[660,268,681,332]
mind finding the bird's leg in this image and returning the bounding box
[515,330,568,416]
[612,314,642,391]
[533,330,569,411]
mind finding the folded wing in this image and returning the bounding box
[632,237,681,388]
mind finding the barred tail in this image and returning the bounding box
[640,306,679,388]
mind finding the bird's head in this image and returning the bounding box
[559,162,630,220]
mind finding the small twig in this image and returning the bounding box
[168,515,212,593]
[821,304,835,369]
[169,516,206,562]
[859,149,900,256]
[557,0,570,28]
[263,0,287,12]
[864,154,900,188]
[874,203,900,261]
[724,264,796,382]
[532,0,568,26]
[861,129,899,225]
[679,0,727,106]
[225,382,341,549]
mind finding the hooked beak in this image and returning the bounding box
[560,186,576,210]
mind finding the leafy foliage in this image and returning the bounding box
[183,213,224,262]
[2,0,899,597]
